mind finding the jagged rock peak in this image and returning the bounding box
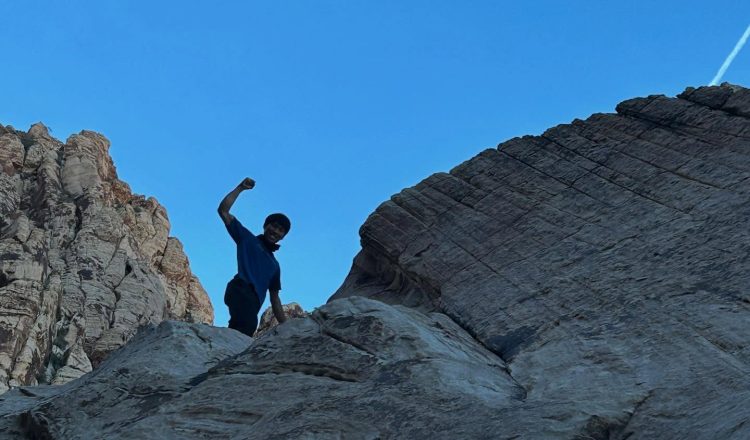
[255,302,309,337]
[0,123,213,394]
[26,122,52,140]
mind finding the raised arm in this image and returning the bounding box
[218,177,255,225]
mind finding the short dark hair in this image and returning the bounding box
[264,213,291,233]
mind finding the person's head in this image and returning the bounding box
[263,213,291,244]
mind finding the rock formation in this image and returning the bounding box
[255,302,308,337]
[2,84,750,439]
[330,83,750,438]
[0,124,213,394]
[0,321,249,439]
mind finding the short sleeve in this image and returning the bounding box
[270,267,281,291]
[225,217,251,244]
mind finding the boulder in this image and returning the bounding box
[255,302,309,336]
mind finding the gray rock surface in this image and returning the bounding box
[331,83,750,438]
[0,321,249,439]
[3,298,530,439]
[0,124,213,394]
[2,84,750,439]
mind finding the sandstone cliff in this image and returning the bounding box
[2,84,750,439]
[0,124,213,394]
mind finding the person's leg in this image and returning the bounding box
[242,288,261,336]
[224,276,261,337]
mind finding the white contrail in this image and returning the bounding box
[710,24,750,85]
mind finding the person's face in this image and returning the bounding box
[263,222,287,243]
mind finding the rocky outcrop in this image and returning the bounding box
[1,299,524,439]
[255,302,308,336]
[330,83,750,438]
[0,321,248,439]
[2,83,750,439]
[0,124,213,394]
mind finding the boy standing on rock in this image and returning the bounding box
[218,177,289,337]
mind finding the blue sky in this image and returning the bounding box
[3,1,749,326]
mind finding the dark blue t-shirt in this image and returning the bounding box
[225,217,281,304]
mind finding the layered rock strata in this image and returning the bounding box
[0,124,213,394]
[1,84,749,439]
[331,83,750,438]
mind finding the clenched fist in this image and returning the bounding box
[239,177,255,190]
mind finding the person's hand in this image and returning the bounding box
[239,177,255,190]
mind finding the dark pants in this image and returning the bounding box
[224,275,261,337]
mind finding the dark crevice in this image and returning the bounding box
[616,390,655,439]
[38,317,75,385]
[19,133,36,149]
[573,414,633,440]
[108,263,131,329]
[244,363,362,383]
[184,349,256,389]
[413,243,432,258]
[437,305,528,400]
[186,371,210,388]
[20,409,55,440]
[319,326,378,357]
[191,365,360,385]
[74,205,82,233]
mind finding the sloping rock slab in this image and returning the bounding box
[331,84,750,439]
[0,321,249,439]
[0,297,583,439]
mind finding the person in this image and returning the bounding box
[218,177,290,337]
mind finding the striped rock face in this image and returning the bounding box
[2,84,750,439]
[0,124,213,394]
[330,83,750,438]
